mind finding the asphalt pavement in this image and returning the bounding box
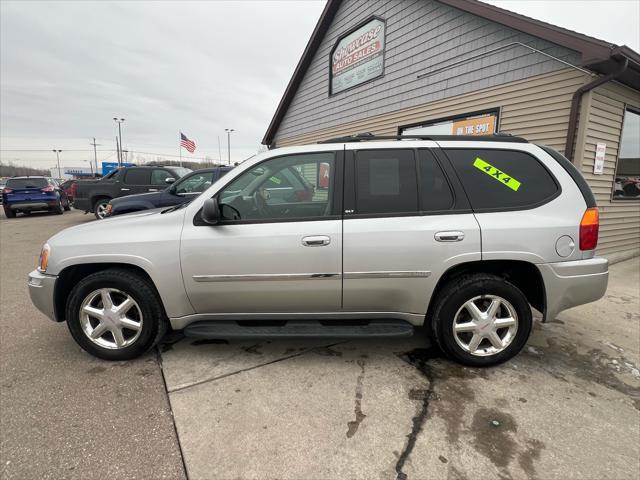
[1,210,639,480]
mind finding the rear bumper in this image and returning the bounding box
[537,257,609,322]
[28,270,58,322]
[6,201,54,211]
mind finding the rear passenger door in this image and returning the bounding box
[122,169,152,195]
[342,145,481,317]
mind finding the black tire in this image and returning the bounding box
[53,198,64,215]
[3,208,16,218]
[430,273,532,367]
[94,198,110,220]
[66,269,168,361]
[63,198,71,211]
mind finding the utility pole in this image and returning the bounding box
[52,149,62,179]
[225,128,234,165]
[113,117,125,166]
[90,137,100,175]
[217,136,222,165]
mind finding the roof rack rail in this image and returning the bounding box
[318,132,528,144]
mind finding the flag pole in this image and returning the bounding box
[179,131,183,167]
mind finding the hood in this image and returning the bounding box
[110,190,166,206]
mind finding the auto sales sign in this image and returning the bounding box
[331,18,385,94]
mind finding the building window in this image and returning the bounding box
[613,108,640,200]
[400,110,498,136]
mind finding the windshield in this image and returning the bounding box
[6,177,48,189]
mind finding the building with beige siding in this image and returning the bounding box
[263,0,640,262]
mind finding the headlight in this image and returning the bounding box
[38,243,50,272]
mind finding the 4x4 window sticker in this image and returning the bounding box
[473,157,522,192]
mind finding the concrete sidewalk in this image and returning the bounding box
[162,258,640,480]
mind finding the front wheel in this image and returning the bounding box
[94,199,110,220]
[66,269,168,360]
[430,274,532,367]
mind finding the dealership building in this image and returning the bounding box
[263,0,640,262]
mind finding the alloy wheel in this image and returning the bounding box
[79,288,143,349]
[96,202,109,219]
[452,295,519,357]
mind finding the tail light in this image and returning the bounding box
[2,187,12,194]
[579,207,599,250]
[40,185,54,192]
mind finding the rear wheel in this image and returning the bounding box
[3,207,16,218]
[53,199,64,215]
[94,199,110,220]
[430,274,532,367]
[63,197,71,211]
[66,269,167,360]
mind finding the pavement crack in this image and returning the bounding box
[346,359,367,438]
[395,349,438,480]
[155,348,189,479]
[167,341,348,394]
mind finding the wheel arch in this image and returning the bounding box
[54,263,166,323]
[426,260,546,324]
[90,195,112,211]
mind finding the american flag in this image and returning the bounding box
[180,132,196,153]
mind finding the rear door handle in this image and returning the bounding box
[435,231,465,242]
[148,188,159,192]
[302,235,331,247]
[120,188,130,191]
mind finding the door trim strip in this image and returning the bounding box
[343,271,431,279]
[192,273,340,282]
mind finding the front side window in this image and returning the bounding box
[218,152,335,221]
[355,149,418,214]
[151,169,172,185]
[175,172,215,194]
[445,149,559,211]
[613,108,640,200]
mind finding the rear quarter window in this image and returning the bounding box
[444,149,559,211]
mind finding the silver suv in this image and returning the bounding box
[28,134,608,366]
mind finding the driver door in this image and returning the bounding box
[180,150,343,314]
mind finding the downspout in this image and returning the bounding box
[564,58,629,162]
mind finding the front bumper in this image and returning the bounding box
[537,257,609,322]
[28,270,58,322]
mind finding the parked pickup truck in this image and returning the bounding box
[74,165,191,219]
[106,167,233,217]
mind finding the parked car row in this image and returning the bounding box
[28,135,608,368]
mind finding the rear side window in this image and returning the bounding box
[355,150,418,214]
[445,149,559,210]
[124,169,151,185]
[6,178,47,188]
[419,150,454,211]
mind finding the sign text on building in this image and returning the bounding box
[331,18,385,95]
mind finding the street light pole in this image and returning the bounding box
[90,137,100,176]
[52,149,62,180]
[225,128,234,165]
[113,117,125,166]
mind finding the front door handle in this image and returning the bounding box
[120,188,130,191]
[435,231,465,242]
[148,188,159,192]
[302,235,331,247]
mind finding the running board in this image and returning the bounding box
[183,320,414,339]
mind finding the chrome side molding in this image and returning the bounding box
[344,271,431,279]
[192,273,340,282]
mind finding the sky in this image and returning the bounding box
[1,0,639,172]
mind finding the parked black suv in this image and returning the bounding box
[106,167,233,217]
[74,166,191,219]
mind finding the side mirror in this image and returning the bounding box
[165,177,176,184]
[201,197,220,225]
